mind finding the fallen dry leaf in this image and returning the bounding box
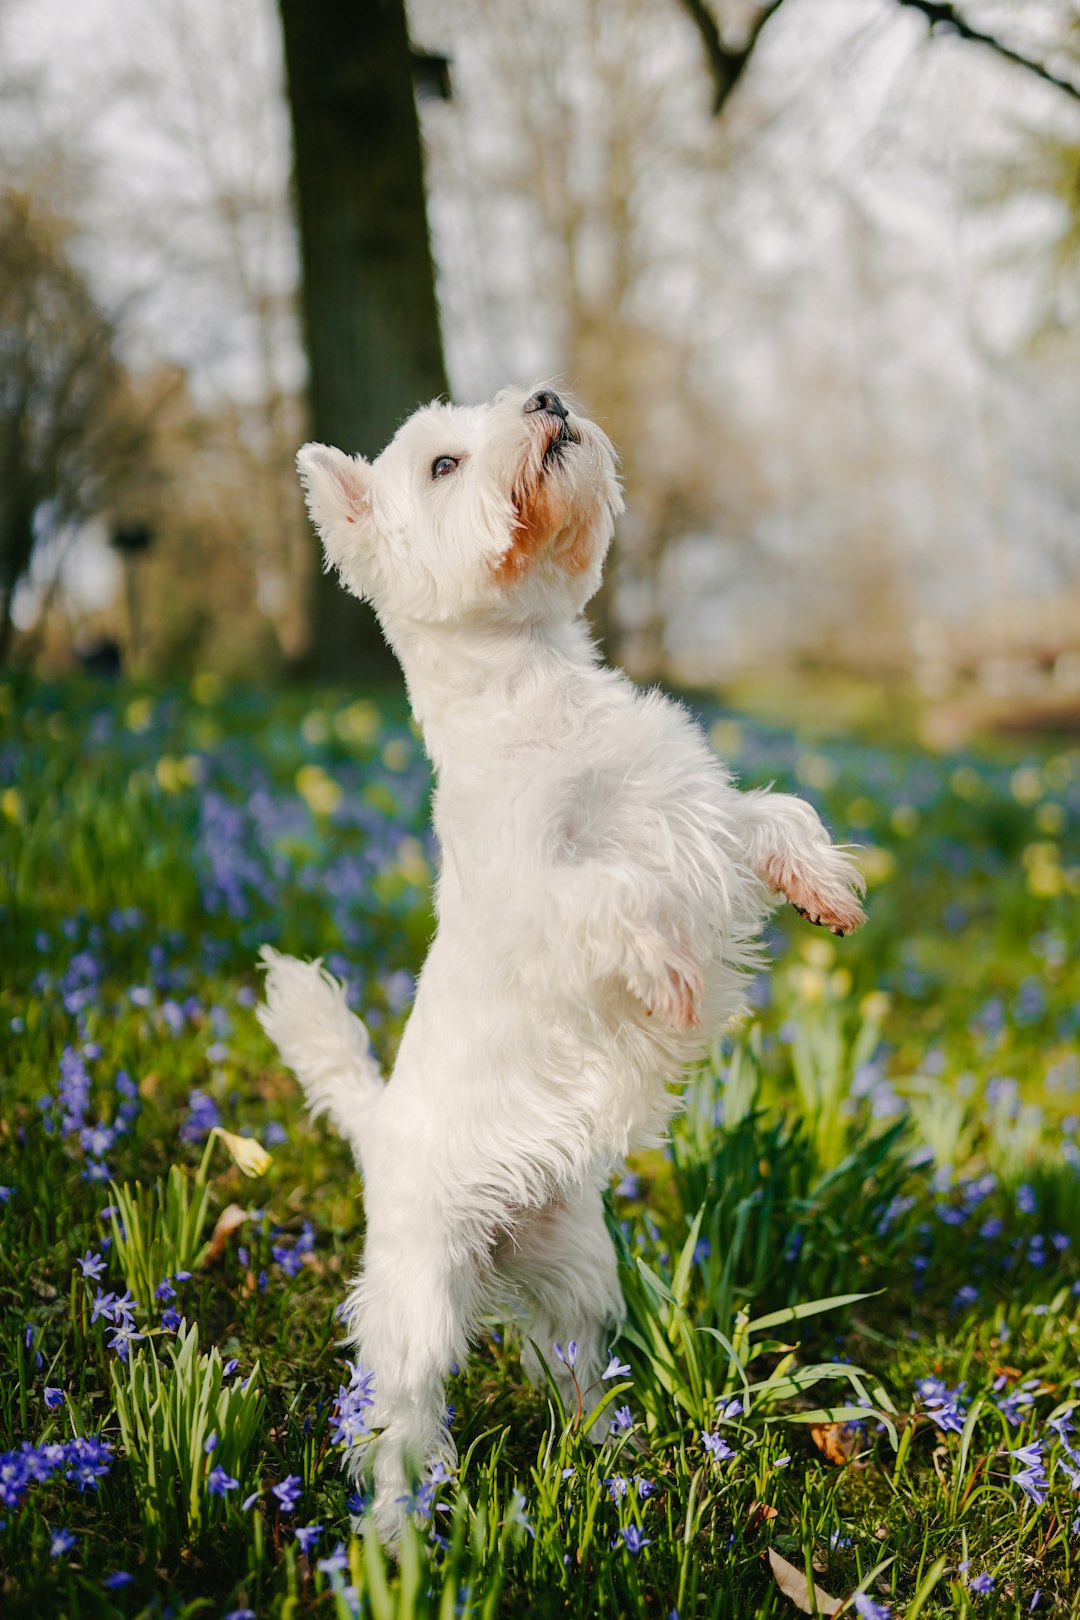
[810,1422,859,1466]
[204,1203,249,1265]
[767,1548,843,1615]
[747,1501,779,1534]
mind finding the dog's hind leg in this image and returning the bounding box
[497,1180,624,1435]
[342,1202,481,1547]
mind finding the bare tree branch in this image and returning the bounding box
[894,0,1080,104]
[675,0,785,114]
[680,0,1080,117]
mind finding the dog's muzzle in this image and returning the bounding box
[524,390,582,461]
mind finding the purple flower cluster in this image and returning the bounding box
[271,1474,303,1513]
[330,1360,376,1449]
[197,792,274,919]
[854,1595,892,1619]
[180,1089,221,1143]
[153,1270,193,1332]
[38,1048,139,1182]
[1006,1439,1048,1507]
[915,1377,967,1435]
[272,1220,315,1278]
[702,1430,737,1463]
[994,1377,1039,1428]
[0,1434,113,1510]
[612,1523,651,1554]
[89,1288,144,1361]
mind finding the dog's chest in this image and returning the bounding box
[429,724,733,922]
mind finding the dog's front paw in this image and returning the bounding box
[625,937,704,1029]
[761,854,866,937]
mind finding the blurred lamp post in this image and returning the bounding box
[110,522,153,672]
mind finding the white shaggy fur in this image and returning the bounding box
[257,385,865,1542]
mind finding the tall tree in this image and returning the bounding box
[279,0,449,682]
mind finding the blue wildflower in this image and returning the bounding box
[207,1466,240,1498]
[317,1541,349,1575]
[854,1596,892,1619]
[181,1089,221,1143]
[1008,1442,1048,1506]
[615,1524,651,1554]
[702,1430,736,1462]
[294,1523,323,1555]
[272,1474,303,1513]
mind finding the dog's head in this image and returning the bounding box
[296,386,622,627]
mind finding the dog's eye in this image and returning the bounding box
[431,455,459,480]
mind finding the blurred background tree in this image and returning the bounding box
[279,0,448,680]
[0,190,127,663]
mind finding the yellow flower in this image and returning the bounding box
[1028,861,1064,899]
[1034,802,1065,836]
[1010,765,1043,806]
[383,738,411,772]
[126,696,154,733]
[845,797,876,829]
[789,965,827,1003]
[191,671,223,705]
[212,1128,272,1178]
[334,701,380,746]
[295,763,342,816]
[1045,753,1076,790]
[709,719,742,758]
[397,836,430,886]
[795,753,838,791]
[1,787,23,823]
[856,845,896,886]
[890,804,919,837]
[155,755,192,794]
[950,765,982,800]
[801,937,835,968]
[300,710,330,746]
[860,990,891,1024]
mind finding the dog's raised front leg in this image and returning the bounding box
[545,865,705,1029]
[739,788,866,936]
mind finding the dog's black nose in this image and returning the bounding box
[523,389,568,421]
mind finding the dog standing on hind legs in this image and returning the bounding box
[257,384,866,1544]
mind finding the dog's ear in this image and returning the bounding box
[296,443,372,536]
[296,443,377,596]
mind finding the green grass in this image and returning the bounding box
[1,675,1079,1617]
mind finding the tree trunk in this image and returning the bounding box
[279,0,449,683]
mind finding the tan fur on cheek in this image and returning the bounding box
[493,477,598,585]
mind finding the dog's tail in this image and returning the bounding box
[257,946,384,1165]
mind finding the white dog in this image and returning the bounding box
[258,386,864,1541]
